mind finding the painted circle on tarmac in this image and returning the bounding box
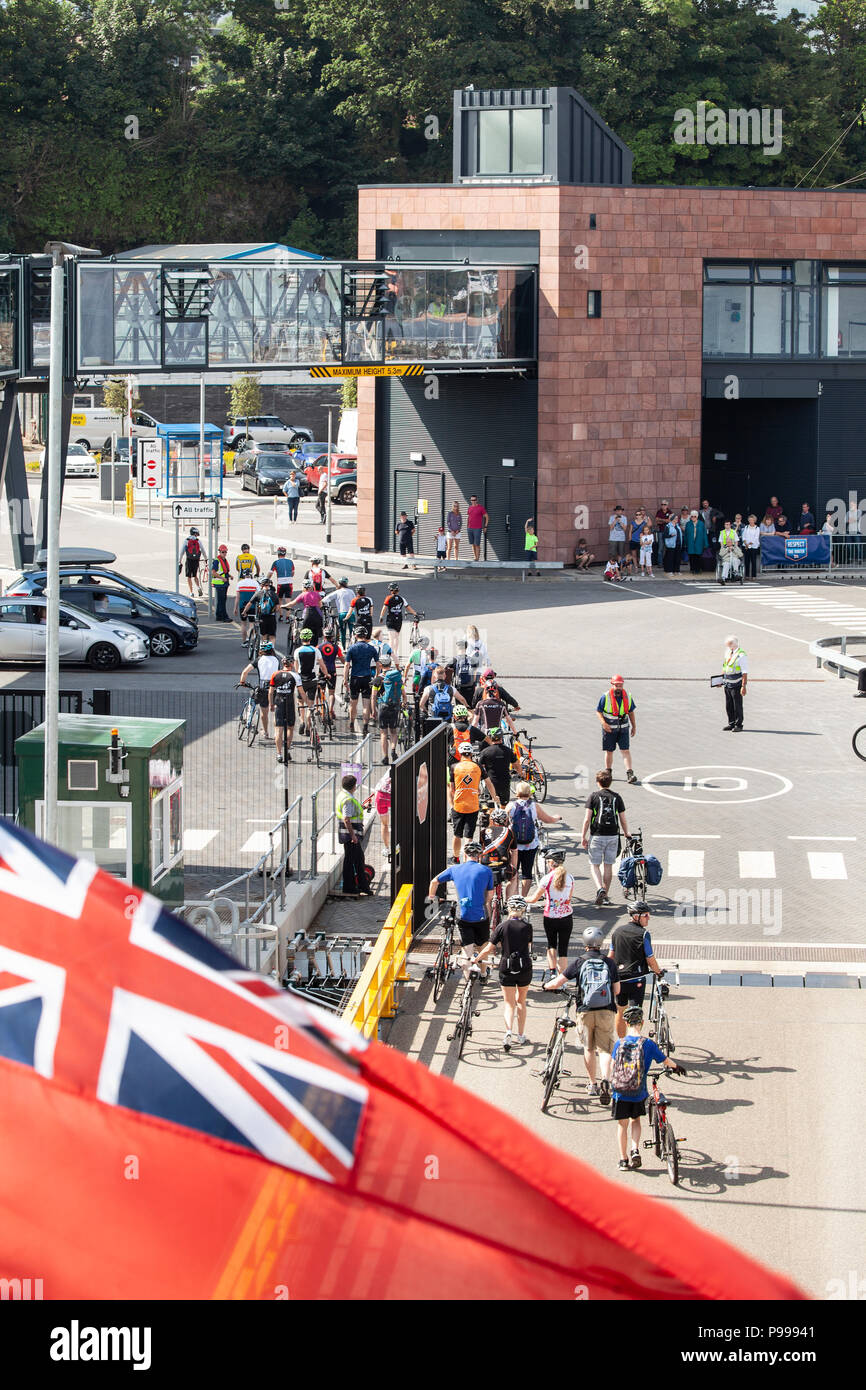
[641,765,793,805]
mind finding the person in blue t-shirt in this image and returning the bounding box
[268,548,295,621]
[611,1005,684,1172]
[343,627,379,734]
[429,843,494,982]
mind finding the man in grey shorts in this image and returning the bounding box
[581,768,630,907]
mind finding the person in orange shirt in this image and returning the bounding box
[449,743,482,863]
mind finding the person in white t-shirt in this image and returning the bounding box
[326,577,355,646]
[525,849,574,978]
[741,513,761,581]
[237,640,280,740]
[234,573,260,639]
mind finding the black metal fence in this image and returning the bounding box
[390,723,448,931]
[0,690,84,818]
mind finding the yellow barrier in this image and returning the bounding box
[342,884,413,1040]
[125,479,135,518]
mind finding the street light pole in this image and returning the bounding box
[42,240,100,846]
[325,405,336,544]
[198,372,206,499]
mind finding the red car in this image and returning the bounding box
[303,453,357,489]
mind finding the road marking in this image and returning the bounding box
[620,587,811,644]
[667,849,705,876]
[652,834,721,838]
[642,765,793,804]
[183,829,219,851]
[738,850,776,878]
[788,835,857,840]
[240,832,272,853]
[808,852,848,880]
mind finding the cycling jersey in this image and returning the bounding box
[295,644,319,681]
[383,594,405,625]
[237,552,257,576]
[270,670,299,705]
[481,824,514,867]
[451,758,481,813]
[256,653,279,688]
[345,641,378,680]
[270,557,294,582]
[351,595,373,624]
[298,588,322,610]
[538,870,575,919]
[318,641,341,673]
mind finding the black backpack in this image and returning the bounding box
[592,790,619,836]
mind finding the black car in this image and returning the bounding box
[240,453,297,495]
[57,583,198,656]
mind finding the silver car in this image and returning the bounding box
[0,597,149,670]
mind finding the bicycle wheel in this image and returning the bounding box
[237,704,248,741]
[664,1121,679,1185]
[649,1102,662,1158]
[854,725,866,761]
[541,1032,563,1112]
[656,1007,671,1058]
[633,861,647,899]
[432,945,447,1003]
[246,702,260,746]
[456,988,473,1060]
[526,759,547,802]
[312,726,322,767]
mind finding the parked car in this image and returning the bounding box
[231,438,293,474]
[0,597,148,670]
[7,548,198,627]
[239,453,298,496]
[291,441,336,463]
[303,453,357,490]
[56,583,197,657]
[40,442,99,477]
[330,470,357,505]
[226,416,313,451]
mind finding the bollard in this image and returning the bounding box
[225,497,231,543]
[125,479,134,519]
[159,500,164,529]
[249,518,254,549]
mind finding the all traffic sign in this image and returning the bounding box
[171,500,219,520]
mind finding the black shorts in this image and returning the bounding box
[259,614,277,637]
[378,704,398,729]
[274,702,295,728]
[616,975,647,1008]
[451,810,478,838]
[515,846,537,878]
[184,557,200,577]
[301,678,319,701]
[399,540,414,556]
[500,968,533,988]
[321,670,337,690]
[543,914,573,956]
[277,583,293,599]
[350,676,372,700]
[458,919,489,948]
[386,618,403,634]
[255,686,270,708]
[612,1098,646,1120]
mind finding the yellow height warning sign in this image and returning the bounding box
[309,364,425,379]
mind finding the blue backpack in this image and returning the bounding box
[380,669,403,705]
[431,683,454,719]
[454,654,473,686]
[258,589,276,616]
[511,800,535,845]
[618,854,663,890]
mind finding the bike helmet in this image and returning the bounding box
[339,577,349,585]
[311,558,321,565]
[416,636,430,650]
[356,585,366,595]
[623,1005,644,1025]
[379,653,392,666]
[630,900,650,917]
[388,582,399,592]
[277,546,286,555]
[486,726,502,741]
[482,667,495,680]
[356,626,371,638]
[453,705,470,719]
[582,926,604,949]
[458,742,473,755]
[490,808,508,825]
[260,640,275,653]
[545,848,565,865]
[464,841,483,856]
[506,895,528,916]
[299,628,314,642]
[190,527,199,536]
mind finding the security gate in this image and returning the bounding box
[0,690,84,819]
[390,723,448,930]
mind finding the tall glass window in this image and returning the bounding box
[0,267,18,373]
[752,264,792,356]
[703,284,751,356]
[512,109,544,174]
[822,266,866,358]
[478,111,510,173]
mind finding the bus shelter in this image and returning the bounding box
[158,422,224,497]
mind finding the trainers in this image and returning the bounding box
[587,1081,600,1097]
[722,724,734,731]
[595,888,606,907]
[629,1147,642,1169]
[514,1034,529,1046]
[626,770,639,784]
[599,1079,611,1106]
[503,1031,512,1052]
[619,1158,630,1171]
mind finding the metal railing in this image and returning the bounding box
[342,884,413,1039]
[310,731,375,877]
[809,633,866,681]
[204,794,303,971]
[831,536,866,570]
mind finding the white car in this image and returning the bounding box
[0,597,149,670]
[40,442,99,477]
[225,416,312,451]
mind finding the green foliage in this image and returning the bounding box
[340,378,358,410]
[102,377,142,414]
[1,0,866,254]
[227,373,262,424]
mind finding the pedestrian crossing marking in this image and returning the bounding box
[807,852,848,880]
[240,832,272,853]
[738,851,776,879]
[183,829,219,852]
[667,849,705,877]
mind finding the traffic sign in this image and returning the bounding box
[309,364,425,378]
[171,500,218,520]
[140,440,162,490]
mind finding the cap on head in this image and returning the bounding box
[582,926,604,949]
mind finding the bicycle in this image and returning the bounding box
[645,1070,686,1186]
[397,703,414,752]
[647,967,677,1056]
[539,988,578,1112]
[854,724,866,761]
[301,695,323,766]
[511,728,547,802]
[621,828,648,902]
[235,681,260,746]
[314,676,334,740]
[408,611,426,647]
[447,964,482,1060]
[487,866,509,934]
[426,903,457,1004]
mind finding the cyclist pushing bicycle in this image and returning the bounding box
[293,627,329,734]
[237,639,279,742]
[611,1004,685,1173]
[543,926,619,1105]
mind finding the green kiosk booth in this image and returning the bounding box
[16,714,186,909]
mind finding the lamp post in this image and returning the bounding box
[325,405,336,544]
[42,240,101,846]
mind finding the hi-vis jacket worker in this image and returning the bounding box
[722,635,748,732]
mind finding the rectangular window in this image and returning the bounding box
[704,264,751,282]
[37,801,132,880]
[67,759,98,792]
[478,110,510,173]
[587,290,602,318]
[822,266,866,357]
[151,779,183,881]
[703,285,751,356]
[512,109,543,174]
[752,284,791,355]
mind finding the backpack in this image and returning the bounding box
[612,1037,646,1095]
[592,790,620,836]
[645,854,663,886]
[511,800,535,845]
[454,654,473,686]
[578,954,612,1010]
[414,657,432,690]
[258,589,276,616]
[381,669,403,705]
[431,683,454,719]
[618,856,639,891]
[186,536,200,559]
[504,923,532,974]
[664,523,678,549]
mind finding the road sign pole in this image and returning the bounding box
[326,406,334,544]
[198,373,206,499]
[175,517,180,593]
[42,251,64,847]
